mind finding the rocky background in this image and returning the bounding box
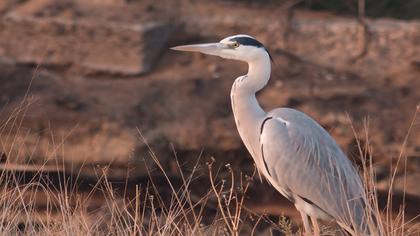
[0,0,419,229]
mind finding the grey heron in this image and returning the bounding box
[172,35,377,235]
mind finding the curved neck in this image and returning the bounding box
[239,54,271,95]
[230,54,271,162]
[230,54,271,119]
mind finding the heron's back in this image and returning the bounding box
[262,108,371,233]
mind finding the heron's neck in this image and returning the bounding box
[231,55,271,116]
[242,56,272,94]
[230,55,271,158]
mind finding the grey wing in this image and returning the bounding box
[260,108,367,227]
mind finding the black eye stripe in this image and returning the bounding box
[231,37,264,48]
[230,36,274,62]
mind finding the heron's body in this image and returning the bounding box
[172,34,376,235]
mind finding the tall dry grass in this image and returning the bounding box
[0,135,268,235]
[346,106,419,236]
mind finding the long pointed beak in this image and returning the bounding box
[171,43,224,56]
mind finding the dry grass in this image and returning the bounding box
[0,154,254,235]
[345,105,420,236]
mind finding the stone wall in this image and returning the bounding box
[0,0,173,75]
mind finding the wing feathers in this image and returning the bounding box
[259,108,368,233]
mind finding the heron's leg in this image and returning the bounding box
[310,216,320,236]
[300,212,312,235]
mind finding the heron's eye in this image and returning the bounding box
[232,42,240,48]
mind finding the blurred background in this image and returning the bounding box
[0,0,419,233]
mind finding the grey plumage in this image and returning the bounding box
[261,108,368,232]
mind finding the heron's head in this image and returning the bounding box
[171,34,273,63]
